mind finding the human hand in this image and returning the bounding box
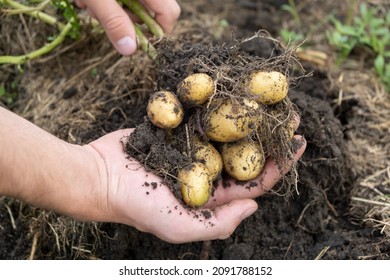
[74,0,181,55]
[85,128,306,244]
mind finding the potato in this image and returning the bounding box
[221,140,265,181]
[177,73,214,105]
[192,137,223,181]
[147,91,184,129]
[178,162,212,207]
[247,71,288,105]
[204,98,260,142]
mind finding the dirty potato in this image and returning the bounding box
[147,91,184,129]
[178,162,212,207]
[221,140,265,181]
[204,98,260,142]
[247,71,288,105]
[177,73,215,105]
[192,137,223,181]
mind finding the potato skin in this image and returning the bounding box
[221,140,265,181]
[192,137,223,181]
[178,162,212,207]
[204,98,260,142]
[147,91,184,129]
[177,73,214,105]
[247,71,288,105]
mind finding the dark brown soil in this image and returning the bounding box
[1,0,389,260]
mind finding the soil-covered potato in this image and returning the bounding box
[192,137,223,181]
[147,90,184,129]
[178,162,212,207]
[221,140,265,181]
[204,98,260,142]
[247,71,288,105]
[177,73,214,105]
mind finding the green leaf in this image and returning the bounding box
[359,3,368,19]
[338,25,357,36]
[386,10,390,24]
[52,0,80,39]
[369,18,385,30]
[373,27,390,36]
[374,55,385,76]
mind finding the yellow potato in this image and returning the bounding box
[177,73,214,105]
[221,140,265,181]
[147,91,184,129]
[247,71,288,105]
[204,98,260,142]
[178,162,212,207]
[192,137,223,181]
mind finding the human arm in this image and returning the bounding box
[0,106,306,243]
[74,0,181,55]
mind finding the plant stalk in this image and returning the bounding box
[0,22,72,64]
[119,0,164,37]
[134,25,157,60]
[1,0,65,30]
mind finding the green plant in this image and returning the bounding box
[279,0,306,47]
[279,29,305,46]
[327,3,390,92]
[0,0,163,64]
[281,0,301,28]
[0,83,18,106]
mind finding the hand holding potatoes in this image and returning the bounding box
[138,69,296,208]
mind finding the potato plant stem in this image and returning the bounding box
[0,22,72,64]
[119,0,164,37]
[134,25,158,60]
[1,0,65,30]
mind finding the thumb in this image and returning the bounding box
[211,199,258,240]
[83,0,137,56]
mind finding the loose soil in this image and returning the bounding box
[0,0,389,259]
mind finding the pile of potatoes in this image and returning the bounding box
[146,71,289,207]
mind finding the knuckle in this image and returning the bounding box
[103,15,128,32]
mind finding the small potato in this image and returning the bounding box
[204,98,260,142]
[222,140,265,181]
[178,162,212,207]
[147,91,184,129]
[247,71,288,105]
[192,137,223,181]
[177,73,214,105]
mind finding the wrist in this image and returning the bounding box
[0,107,110,222]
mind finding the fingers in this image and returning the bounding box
[206,135,307,207]
[81,0,137,56]
[76,0,180,56]
[140,0,181,33]
[155,199,258,243]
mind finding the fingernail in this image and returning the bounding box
[240,206,257,221]
[115,36,137,56]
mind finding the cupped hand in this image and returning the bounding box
[75,0,181,55]
[85,128,306,244]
